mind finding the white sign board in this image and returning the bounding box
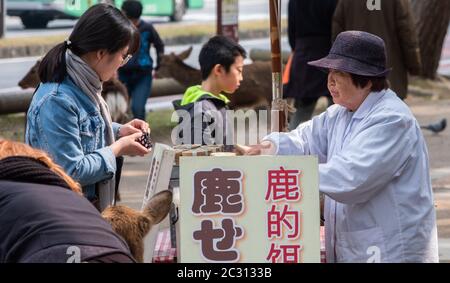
[178,156,320,263]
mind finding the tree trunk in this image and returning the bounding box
[411,0,450,78]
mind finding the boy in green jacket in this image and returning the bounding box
[173,36,246,148]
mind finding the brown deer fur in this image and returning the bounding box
[101,190,173,263]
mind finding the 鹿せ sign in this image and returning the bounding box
[178,156,320,263]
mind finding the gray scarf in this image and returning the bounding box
[65,49,116,211]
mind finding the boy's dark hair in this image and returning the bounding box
[199,35,247,81]
[350,74,390,92]
[39,4,139,83]
[121,0,143,20]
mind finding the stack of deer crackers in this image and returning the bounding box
[173,144,229,165]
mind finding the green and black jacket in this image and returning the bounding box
[172,85,233,146]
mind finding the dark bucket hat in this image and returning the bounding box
[308,31,391,77]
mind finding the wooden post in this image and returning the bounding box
[217,0,239,42]
[269,0,287,132]
[217,0,222,36]
[0,0,5,38]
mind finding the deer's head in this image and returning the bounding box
[18,60,42,89]
[155,46,194,79]
[101,190,173,262]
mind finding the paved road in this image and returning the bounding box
[3,0,286,38]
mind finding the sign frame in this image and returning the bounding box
[178,155,320,263]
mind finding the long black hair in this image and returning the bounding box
[39,4,140,83]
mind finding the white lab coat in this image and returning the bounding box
[265,89,439,263]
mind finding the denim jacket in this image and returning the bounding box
[26,77,120,200]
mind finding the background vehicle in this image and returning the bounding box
[7,0,204,29]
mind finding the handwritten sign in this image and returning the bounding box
[179,156,320,263]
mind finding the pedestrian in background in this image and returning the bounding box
[120,0,165,120]
[284,0,337,130]
[332,0,422,99]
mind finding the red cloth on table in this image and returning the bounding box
[320,226,326,263]
[152,228,176,263]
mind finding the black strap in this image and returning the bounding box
[113,156,124,205]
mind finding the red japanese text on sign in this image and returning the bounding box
[267,204,301,240]
[266,243,303,263]
[265,167,303,263]
[266,167,302,202]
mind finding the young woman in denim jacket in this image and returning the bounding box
[26,4,151,211]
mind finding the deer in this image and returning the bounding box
[156,47,274,110]
[18,60,130,124]
[102,190,173,263]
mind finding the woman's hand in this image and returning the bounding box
[235,141,277,156]
[110,132,150,157]
[126,119,150,133]
[119,119,150,138]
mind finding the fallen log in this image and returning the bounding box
[249,48,290,64]
[0,78,185,115]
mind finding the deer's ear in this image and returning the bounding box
[143,190,172,225]
[177,46,193,60]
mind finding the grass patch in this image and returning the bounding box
[0,19,286,48]
[0,35,68,48]
[0,113,26,142]
[155,19,286,38]
[146,109,177,145]
[409,75,450,100]
[0,109,176,145]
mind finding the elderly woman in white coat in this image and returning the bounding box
[240,31,438,263]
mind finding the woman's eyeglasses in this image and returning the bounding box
[121,54,132,66]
